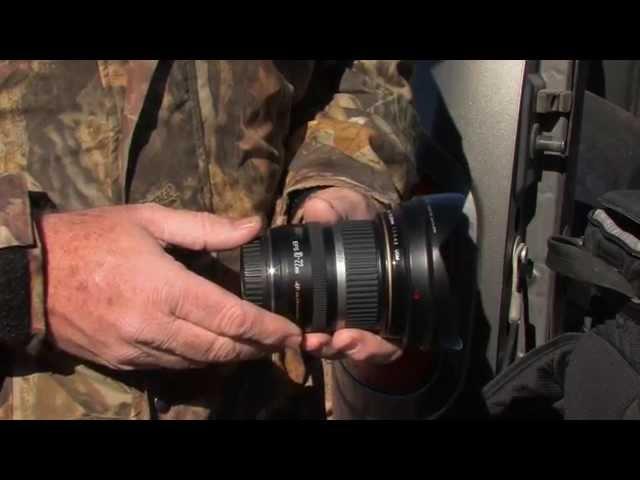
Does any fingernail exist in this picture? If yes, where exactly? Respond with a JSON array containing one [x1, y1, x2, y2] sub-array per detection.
[[235, 215, 262, 230]]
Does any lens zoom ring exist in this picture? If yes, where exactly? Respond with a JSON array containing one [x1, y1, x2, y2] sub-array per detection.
[[308, 225, 328, 331], [340, 222, 380, 330], [241, 239, 267, 309]]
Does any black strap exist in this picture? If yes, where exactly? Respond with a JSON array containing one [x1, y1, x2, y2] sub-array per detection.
[[546, 236, 636, 298]]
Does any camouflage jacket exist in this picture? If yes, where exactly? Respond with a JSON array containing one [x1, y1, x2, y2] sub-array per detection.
[[0, 60, 420, 420]]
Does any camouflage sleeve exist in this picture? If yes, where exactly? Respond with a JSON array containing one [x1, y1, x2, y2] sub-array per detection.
[[273, 60, 422, 224], [0, 174, 35, 248]]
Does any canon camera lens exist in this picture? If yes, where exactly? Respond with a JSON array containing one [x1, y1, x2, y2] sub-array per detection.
[[240, 194, 466, 351]]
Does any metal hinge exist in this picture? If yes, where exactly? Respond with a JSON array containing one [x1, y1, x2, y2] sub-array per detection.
[[529, 62, 576, 159], [531, 120, 569, 155]]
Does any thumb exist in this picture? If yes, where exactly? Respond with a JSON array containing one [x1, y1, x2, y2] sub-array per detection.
[[132, 203, 263, 251], [299, 196, 341, 224]]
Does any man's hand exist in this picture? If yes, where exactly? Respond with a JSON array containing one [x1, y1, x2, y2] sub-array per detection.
[[40, 204, 302, 370], [296, 187, 402, 365]]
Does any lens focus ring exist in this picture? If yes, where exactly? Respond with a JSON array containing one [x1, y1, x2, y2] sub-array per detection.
[[339, 222, 381, 330], [240, 239, 267, 309]]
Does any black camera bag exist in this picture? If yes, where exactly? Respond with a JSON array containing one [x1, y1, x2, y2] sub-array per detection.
[[483, 190, 640, 419]]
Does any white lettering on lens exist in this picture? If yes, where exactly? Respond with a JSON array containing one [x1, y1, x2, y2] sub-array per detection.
[[292, 240, 304, 274], [294, 281, 301, 321], [387, 211, 395, 225]]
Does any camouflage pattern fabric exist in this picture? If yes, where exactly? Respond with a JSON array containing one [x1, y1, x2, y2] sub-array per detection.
[[0, 60, 421, 420]]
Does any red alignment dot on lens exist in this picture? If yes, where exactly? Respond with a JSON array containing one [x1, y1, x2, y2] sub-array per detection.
[[413, 291, 422, 301]]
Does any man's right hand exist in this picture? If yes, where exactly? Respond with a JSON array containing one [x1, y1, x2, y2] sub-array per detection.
[[38, 204, 302, 370]]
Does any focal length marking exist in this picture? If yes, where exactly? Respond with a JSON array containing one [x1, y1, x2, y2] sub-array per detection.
[[292, 240, 305, 274], [294, 280, 302, 323], [292, 240, 304, 322]]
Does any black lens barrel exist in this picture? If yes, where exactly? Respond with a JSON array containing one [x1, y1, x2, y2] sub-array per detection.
[[240, 221, 385, 334]]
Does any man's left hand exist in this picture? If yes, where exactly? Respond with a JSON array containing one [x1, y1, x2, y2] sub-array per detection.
[[297, 187, 402, 365]]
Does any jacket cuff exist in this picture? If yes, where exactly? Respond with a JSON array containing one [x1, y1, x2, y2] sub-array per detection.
[[0, 173, 48, 351], [273, 144, 399, 227]]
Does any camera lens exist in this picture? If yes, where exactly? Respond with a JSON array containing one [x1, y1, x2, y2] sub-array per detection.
[[240, 194, 466, 351]]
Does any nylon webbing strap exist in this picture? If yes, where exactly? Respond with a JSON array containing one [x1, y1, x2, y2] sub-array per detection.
[[546, 236, 636, 299]]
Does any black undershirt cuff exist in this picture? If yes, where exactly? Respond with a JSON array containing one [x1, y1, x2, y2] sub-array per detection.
[[0, 247, 31, 348]]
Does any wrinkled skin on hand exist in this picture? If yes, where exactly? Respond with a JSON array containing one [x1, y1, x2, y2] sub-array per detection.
[[40, 204, 302, 370], [296, 187, 403, 365]]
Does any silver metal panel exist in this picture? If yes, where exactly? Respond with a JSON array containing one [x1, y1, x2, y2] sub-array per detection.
[[422, 61, 526, 372], [526, 169, 566, 345]]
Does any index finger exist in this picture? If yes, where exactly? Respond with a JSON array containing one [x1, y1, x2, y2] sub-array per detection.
[[168, 265, 303, 349]]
